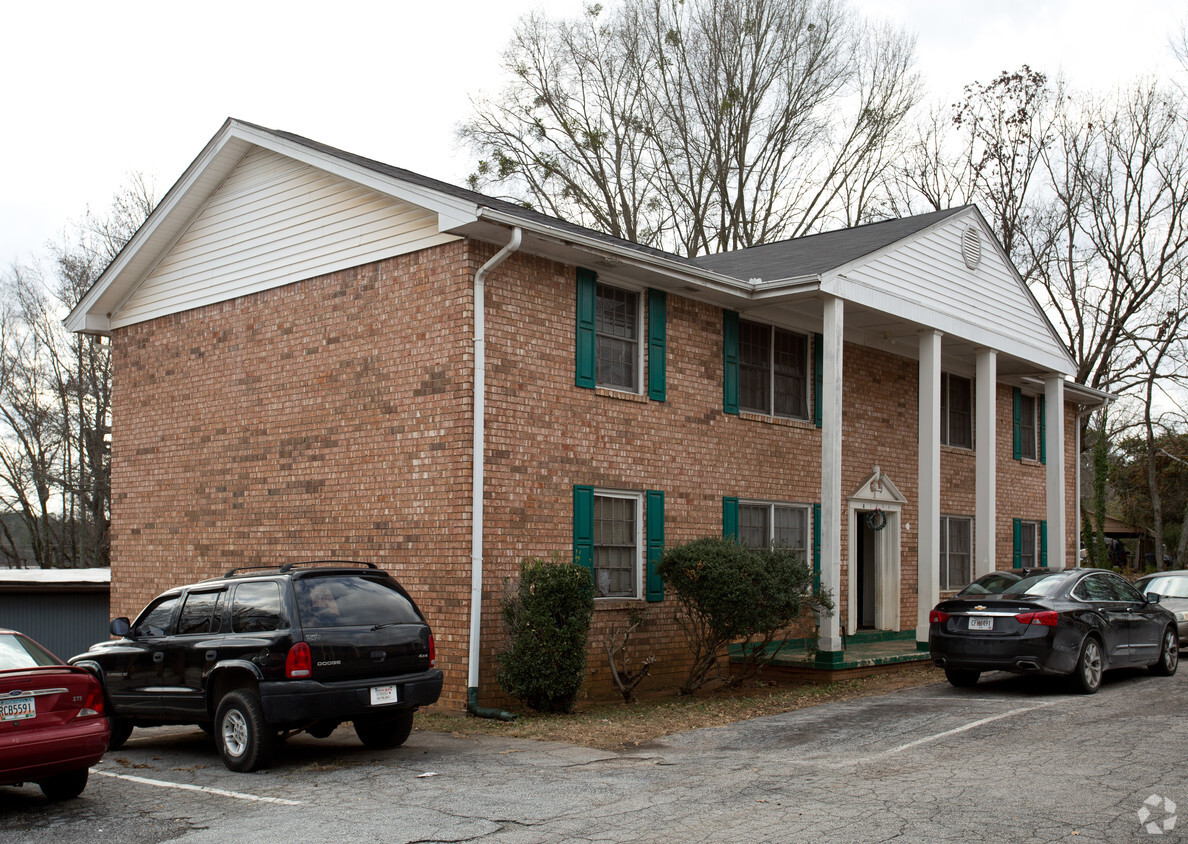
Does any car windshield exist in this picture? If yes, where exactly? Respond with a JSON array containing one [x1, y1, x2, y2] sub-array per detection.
[[1141, 576, 1188, 599], [295, 575, 423, 628], [0, 633, 62, 670], [1001, 573, 1068, 597], [957, 573, 1021, 596]]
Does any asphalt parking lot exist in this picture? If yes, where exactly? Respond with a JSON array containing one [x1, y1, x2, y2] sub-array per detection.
[[3, 666, 1186, 842]]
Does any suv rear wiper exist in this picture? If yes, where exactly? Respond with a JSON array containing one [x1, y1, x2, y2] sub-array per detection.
[[371, 622, 400, 631]]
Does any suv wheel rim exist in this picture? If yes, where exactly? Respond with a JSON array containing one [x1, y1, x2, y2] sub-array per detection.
[[222, 709, 248, 757]]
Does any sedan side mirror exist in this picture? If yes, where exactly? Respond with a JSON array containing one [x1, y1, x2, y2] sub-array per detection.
[[110, 617, 131, 637]]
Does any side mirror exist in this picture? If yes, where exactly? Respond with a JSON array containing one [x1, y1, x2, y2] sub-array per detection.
[[1145, 592, 1162, 604], [110, 617, 131, 637]]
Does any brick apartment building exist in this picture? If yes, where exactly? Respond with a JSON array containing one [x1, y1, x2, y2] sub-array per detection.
[[66, 119, 1106, 709]]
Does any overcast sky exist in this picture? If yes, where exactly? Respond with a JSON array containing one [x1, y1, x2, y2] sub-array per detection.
[[2, 0, 1184, 268]]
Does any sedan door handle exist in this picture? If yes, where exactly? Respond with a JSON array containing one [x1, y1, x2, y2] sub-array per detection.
[[153, 652, 164, 663]]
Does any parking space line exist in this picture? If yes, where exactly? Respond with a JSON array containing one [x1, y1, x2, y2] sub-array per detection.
[[94, 770, 304, 805], [883, 701, 1057, 755]]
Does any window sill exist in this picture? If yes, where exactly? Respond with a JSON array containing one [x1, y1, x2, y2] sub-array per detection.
[[595, 387, 648, 403], [595, 597, 645, 608], [941, 444, 975, 456], [737, 411, 815, 429]]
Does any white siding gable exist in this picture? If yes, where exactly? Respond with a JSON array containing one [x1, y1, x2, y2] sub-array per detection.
[[828, 212, 1072, 374], [110, 146, 459, 329]]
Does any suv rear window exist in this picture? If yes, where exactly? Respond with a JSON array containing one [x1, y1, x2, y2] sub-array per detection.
[[295, 576, 422, 628]]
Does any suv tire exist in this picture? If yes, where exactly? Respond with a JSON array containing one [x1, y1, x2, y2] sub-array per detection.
[[216, 690, 274, 772], [108, 715, 134, 750], [354, 710, 414, 749]]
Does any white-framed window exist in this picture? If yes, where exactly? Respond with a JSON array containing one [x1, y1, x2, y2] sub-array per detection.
[[738, 320, 810, 419], [738, 501, 810, 553], [941, 373, 973, 449], [940, 515, 973, 590], [1019, 393, 1039, 461], [593, 490, 643, 598], [1018, 519, 1039, 568], [595, 282, 642, 392]]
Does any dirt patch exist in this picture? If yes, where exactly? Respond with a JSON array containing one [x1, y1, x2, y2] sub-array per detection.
[[417, 664, 943, 750]]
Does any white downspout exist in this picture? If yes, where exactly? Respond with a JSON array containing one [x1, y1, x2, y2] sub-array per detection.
[[467, 227, 521, 720]]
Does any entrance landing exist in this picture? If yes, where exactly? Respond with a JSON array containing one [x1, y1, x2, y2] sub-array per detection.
[[729, 630, 932, 683]]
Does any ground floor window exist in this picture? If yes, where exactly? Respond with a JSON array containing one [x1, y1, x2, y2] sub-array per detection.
[[738, 501, 809, 553], [593, 491, 642, 598], [1016, 519, 1041, 569], [940, 515, 972, 590]]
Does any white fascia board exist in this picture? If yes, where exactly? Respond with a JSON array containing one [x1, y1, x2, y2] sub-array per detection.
[[475, 207, 756, 297], [65, 120, 248, 334], [823, 273, 1076, 376]]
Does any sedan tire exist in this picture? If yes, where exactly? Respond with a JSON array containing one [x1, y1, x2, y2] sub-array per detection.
[[1072, 636, 1103, 694], [38, 768, 89, 801], [944, 668, 980, 688], [215, 690, 274, 772], [1150, 627, 1180, 677]]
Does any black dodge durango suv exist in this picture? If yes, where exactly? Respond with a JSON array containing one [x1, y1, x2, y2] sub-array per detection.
[[69, 561, 443, 771]]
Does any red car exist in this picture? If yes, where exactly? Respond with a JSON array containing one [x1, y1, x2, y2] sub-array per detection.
[[0, 628, 110, 799]]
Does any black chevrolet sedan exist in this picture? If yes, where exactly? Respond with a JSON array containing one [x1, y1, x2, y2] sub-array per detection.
[[930, 568, 1178, 693]]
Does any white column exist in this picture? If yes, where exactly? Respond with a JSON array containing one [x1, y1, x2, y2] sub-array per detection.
[[975, 349, 997, 577], [917, 331, 942, 647], [818, 295, 844, 655], [1045, 376, 1066, 570]]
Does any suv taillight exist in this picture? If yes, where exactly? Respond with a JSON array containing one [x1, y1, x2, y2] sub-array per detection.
[[286, 642, 312, 678], [429, 633, 436, 668]]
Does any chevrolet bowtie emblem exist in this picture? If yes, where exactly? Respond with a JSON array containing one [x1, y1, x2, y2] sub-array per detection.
[[973, 605, 987, 610]]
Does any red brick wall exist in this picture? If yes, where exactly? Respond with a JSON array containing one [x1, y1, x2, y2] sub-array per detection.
[[108, 238, 1081, 710], [110, 243, 477, 708]]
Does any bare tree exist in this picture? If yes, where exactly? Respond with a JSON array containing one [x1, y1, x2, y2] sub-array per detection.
[[461, 0, 920, 257], [0, 175, 153, 568]]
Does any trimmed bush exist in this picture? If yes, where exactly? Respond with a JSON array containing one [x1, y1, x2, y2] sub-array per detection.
[[658, 536, 833, 693], [497, 555, 595, 713]]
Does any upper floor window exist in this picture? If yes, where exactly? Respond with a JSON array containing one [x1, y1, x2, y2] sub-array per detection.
[[739, 320, 809, 419], [941, 373, 972, 449], [595, 283, 640, 392], [1019, 393, 1038, 461]]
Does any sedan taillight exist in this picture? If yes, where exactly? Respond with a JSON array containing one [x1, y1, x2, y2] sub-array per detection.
[[929, 610, 950, 624], [1015, 610, 1058, 627], [286, 642, 312, 678], [76, 686, 105, 719]]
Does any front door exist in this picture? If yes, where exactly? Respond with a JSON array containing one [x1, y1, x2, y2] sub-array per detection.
[[856, 519, 876, 628]]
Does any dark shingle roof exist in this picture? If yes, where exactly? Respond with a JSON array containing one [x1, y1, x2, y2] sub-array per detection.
[[691, 207, 969, 280]]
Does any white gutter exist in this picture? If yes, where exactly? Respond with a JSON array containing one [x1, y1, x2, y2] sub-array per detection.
[[467, 227, 521, 720]]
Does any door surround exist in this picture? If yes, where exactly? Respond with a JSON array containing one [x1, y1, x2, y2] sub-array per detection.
[[847, 466, 905, 635]]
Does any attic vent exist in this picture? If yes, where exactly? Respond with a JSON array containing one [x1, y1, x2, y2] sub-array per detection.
[[961, 226, 982, 270]]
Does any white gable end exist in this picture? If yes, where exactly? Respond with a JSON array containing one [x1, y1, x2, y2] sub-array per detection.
[[828, 212, 1073, 375], [110, 146, 459, 329]]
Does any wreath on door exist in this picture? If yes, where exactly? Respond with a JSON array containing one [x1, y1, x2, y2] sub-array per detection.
[[865, 508, 887, 531]]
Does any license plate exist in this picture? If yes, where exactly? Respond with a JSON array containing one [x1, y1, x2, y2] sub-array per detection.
[[370, 685, 398, 706], [0, 696, 35, 721], [968, 616, 994, 631]]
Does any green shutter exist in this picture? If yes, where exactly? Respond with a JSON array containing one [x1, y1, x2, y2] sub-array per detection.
[[812, 503, 822, 592], [722, 497, 739, 539], [647, 289, 667, 402], [575, 268, 597, 389], [646, 490, 665, 602], [1012, 518, 1022, 568], [573, 485, 594, 574], [1012, 388, 1023, 460], [723, 311, 739, 414], [1040, 520, 1049, 566], [813, 333, 824, 428], [1039, 395, 1047, 465]]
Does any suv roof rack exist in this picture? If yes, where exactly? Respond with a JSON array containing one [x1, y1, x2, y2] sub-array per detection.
[[220, 560, 380, 578]]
